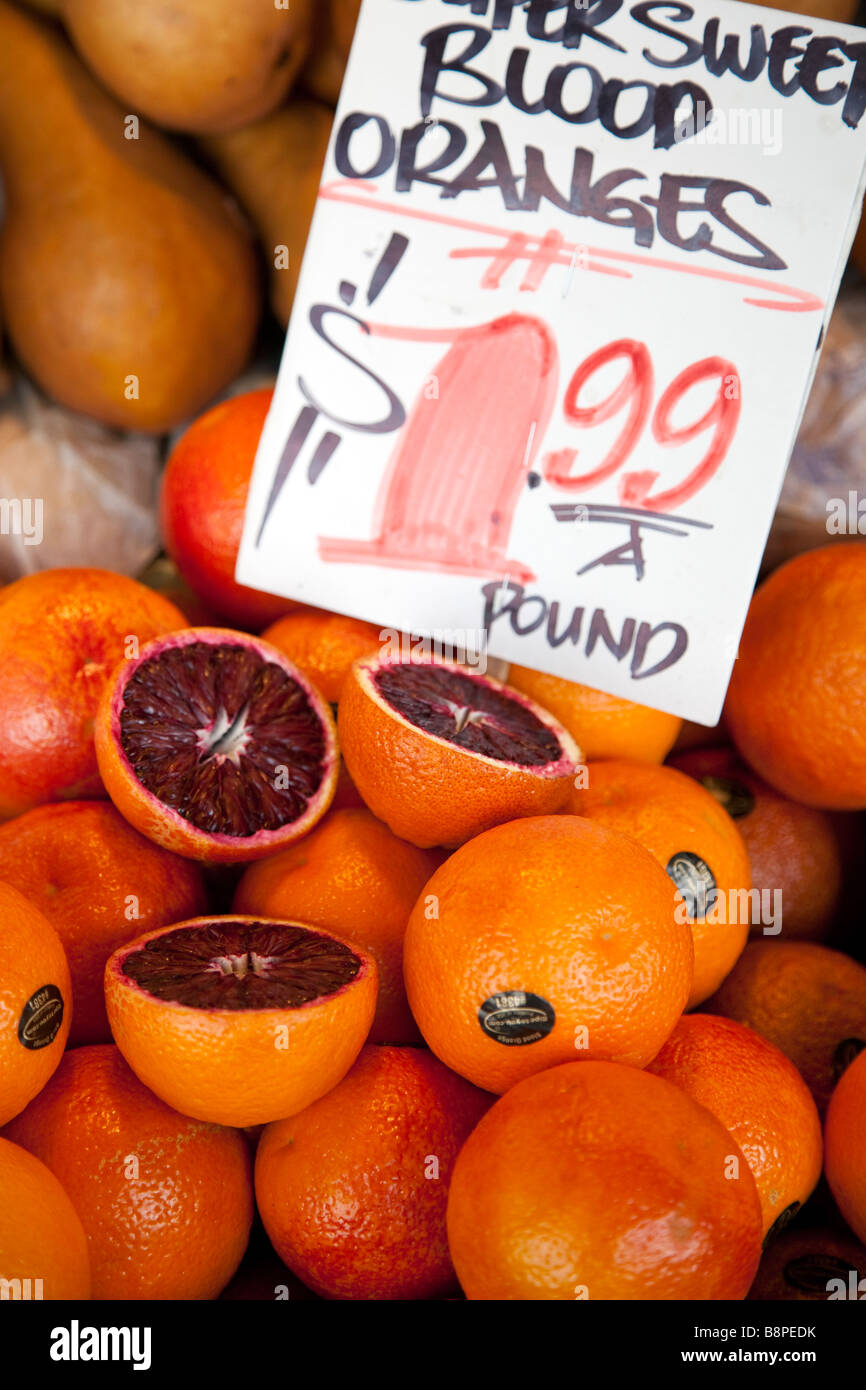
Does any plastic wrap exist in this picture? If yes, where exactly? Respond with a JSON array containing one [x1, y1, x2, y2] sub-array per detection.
[[763, 283, 866, 573], [0, 379, 161, 582]]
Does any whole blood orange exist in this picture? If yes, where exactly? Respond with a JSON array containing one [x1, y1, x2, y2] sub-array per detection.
[[338, 654, 579, 848], [0, 1136, 91, 1300], [256, 1044, 492, 1300], [4, 1045, 253, 1300], [403, 815, 693, 1093], [747, 1225, 866, 1302], [569, 760, 751, 1007], [234, 807, 441, 1042], [0, 881, 71, 1126], [446, 1060, 763, 1300], [0, 800, 207, 1045], [824, 1046, 866, 1245], [262, 607, 383, 703], [0, 567, 186, 817], [725, 543, 866, 809], [160, 388, 299, 631], [647, 1014, 823, 1237], [670, 745, 843, 942], [507, 664, 681, 762], [94, 627, 338, 863], [105, 916, 377, 1126], [705, 940, 866, 1115]]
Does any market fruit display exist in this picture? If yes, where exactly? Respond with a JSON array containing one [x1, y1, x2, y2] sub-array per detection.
[[0, 570, 863, 1303], [1, 0, 866, 1311]]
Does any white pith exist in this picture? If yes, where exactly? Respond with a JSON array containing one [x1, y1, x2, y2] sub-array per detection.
[[210, 950, 273, 979], [196, 702, 252, 765]]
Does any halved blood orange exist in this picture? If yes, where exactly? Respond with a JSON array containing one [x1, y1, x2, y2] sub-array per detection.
[[104, 917, 377, 1127], [94, 628, 338, 863], [337, 655, 580, 848]]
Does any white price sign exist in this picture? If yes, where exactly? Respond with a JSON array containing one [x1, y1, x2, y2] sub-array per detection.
[[237, 0, 866, 724]]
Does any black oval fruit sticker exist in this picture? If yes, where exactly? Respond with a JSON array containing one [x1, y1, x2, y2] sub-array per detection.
[[478, 991, 554, 1046], [783, 1254, 853, 1295], [18, 984, 64, 1051], [701, 775, 755, 821], [666, 851, 717, 921]]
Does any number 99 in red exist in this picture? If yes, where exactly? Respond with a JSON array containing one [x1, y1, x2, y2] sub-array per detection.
[[543, 341, 741, 512]]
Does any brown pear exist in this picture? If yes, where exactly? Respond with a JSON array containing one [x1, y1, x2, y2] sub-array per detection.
[[304, 0, 361, 106], [202, 101, 333, 328], [0, 2, 260, 433], [58, 0, 315, 135]]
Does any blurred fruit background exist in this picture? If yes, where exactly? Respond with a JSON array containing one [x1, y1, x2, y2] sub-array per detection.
[[1, 0, 866, 1308]]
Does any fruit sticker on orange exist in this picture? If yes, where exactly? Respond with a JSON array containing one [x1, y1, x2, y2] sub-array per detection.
[[236, 0, 866, 724], [478, 991, 556, 1047], [17, 984, 64, 1051]]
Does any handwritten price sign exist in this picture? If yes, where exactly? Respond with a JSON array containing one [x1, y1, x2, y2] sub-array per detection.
[[237, 0, 866, 724]]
